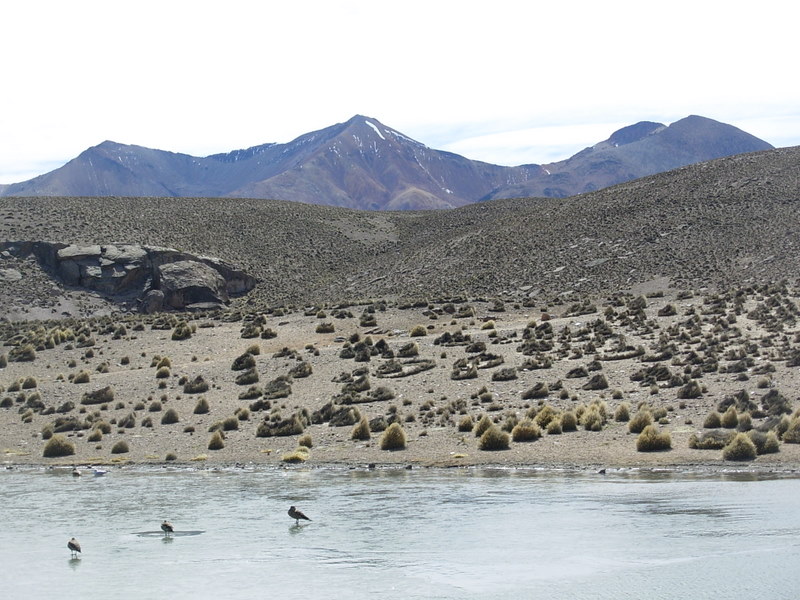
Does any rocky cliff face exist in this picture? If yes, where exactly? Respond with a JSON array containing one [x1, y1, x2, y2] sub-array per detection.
[[0, 241, 256, 312]]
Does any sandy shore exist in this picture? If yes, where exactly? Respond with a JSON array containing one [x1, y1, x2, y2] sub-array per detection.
[[4, 289, 800, 473]]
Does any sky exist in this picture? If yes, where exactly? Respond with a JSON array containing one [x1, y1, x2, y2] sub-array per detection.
[[1, 0, 798, 184]]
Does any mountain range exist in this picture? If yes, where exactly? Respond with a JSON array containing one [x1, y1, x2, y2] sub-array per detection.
[[0, 115, 773, 210]]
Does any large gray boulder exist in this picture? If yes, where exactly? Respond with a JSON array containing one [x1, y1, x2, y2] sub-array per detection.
[[157, 260, 229, 309]]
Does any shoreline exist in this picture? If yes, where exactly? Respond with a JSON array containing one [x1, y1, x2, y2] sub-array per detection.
[[7, 459, 800, 479]]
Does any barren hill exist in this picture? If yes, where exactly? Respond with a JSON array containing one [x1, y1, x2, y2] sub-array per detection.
[[0, 145, 798, 319]]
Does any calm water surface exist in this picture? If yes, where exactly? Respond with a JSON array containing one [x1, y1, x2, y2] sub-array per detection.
[[1, 467, 799, 599]]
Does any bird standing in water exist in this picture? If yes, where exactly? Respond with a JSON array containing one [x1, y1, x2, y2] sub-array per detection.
[[161, 520, 174, 536], [68, 537, 81, 558], [288, 506, 311, 525]]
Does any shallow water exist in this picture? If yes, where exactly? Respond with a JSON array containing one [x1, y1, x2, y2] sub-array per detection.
[[2, 467, 799, 599]]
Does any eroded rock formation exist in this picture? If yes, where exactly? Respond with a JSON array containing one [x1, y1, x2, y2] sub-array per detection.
[[0, 241, 256, 312]]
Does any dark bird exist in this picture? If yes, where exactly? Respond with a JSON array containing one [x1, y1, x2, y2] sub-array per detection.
[[161, 520, 174, 536], [288, 506, 311, 525], [72, 467, 81, 477], [68, 537, 81, 558]]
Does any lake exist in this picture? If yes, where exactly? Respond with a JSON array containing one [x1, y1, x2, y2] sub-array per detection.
[[1, 466, 799, 599]]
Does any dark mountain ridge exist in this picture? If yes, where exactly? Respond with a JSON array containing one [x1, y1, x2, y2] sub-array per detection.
[[0, 115, 773, 210]]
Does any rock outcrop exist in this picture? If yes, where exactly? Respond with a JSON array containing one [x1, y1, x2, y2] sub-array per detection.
[[0, 241, 256, 312]]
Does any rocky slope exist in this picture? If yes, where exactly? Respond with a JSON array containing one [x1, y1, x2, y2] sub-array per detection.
[[1, 145, 798, 320]]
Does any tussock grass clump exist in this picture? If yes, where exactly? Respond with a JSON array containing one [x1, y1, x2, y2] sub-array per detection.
[[193, 397, 210, 414], [165, 452, 177, 461], [148, 400, 163, 412], [636, 425, 672, 452], [748, 430, 780, 455], [722, 432, 757, 461], [351, 416, 371, 441], [118, 412, 136, 428], [511, 419, 541, 442], [298, 434, 313, 448], [42, 434, 75, 457], [614, 402, 630, 422], [21, 376, 37, 389], [626, 408, 652, 435], [737, 412, 753, 432], [87, 429, 103, 442], [315, 322, 335, 334], [703, 411, 722, 429], [222, 416, 239, 431], [473, 414, 493, 437], [73, 370, 91, 384], [479, 424, 510, 450], [689, 429, 734, 450], [40, 423, 54, 440], [781, 417, 800, 443], [397, 342, 419, 358], [581, 405, 606, 431], [677, 380, 702, 399], [522, 382, 549, 400], [208, 431, 225, 450], [94, 421, 112, 434], [380, 422, 407, 450], [231, 353, 256, 371], [289, 362, 313, 379], [533, 404, 558, 428], [409, 325, 427, 337], [81, 386, 114, 405], [720, 406, 739, 429], [0, 354, 6, 368], [457, 415, 474, 432], [184, 376, 209, 394], [238, 386, 262, 400], [582, 373, 609, 391], [546, 419, 562, 434], [111, 440, 129, 454], [235, 368, 259, 386], [171, 322, 193, 341], [9, 344, 36, 362], [155, 366, 171, 379], [560, 411, 578, 432], [282, 446, 309, 463], [161, 408, 180, 425]]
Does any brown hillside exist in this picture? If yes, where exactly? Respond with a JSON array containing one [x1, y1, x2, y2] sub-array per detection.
[[0, 146, 798, 318]]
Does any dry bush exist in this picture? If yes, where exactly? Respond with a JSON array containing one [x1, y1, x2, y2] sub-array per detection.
[[479, 424, 510, 450], [111, 440, 129, 454], [351, 416, 371, 441], [161, 408, 180, 425], [722, 433, 757, 461], [511, 419, 542, 442], [560, 411, 578, 432], [628, 409, 653, 433], [208, 431, 225, 450], [636, 425, 672, 452], [380, 422, 407, 450], [43, 435, 75, 457]]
